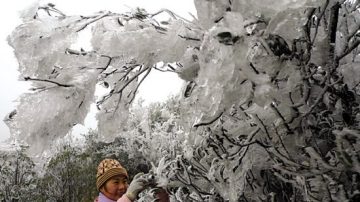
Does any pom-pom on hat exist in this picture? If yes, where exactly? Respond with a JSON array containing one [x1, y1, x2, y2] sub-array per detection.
[[96, 159, 128, 190]]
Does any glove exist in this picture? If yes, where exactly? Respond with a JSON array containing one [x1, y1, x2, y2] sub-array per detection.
[[125, 172, 151, 201]]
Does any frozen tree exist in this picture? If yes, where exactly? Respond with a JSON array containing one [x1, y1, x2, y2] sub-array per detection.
[[122, 97, 186, 163], [149, 0, 360, 201], [37, 144, 85, 201], [5, 2, 195, 152], [0, 146, 37, 201], [4, 0, 360, 201]]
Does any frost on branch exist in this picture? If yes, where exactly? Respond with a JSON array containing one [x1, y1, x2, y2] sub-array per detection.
[[4, 0, 360, 201], [5, 54, 101, 153], [5, 4, 200, 152], [91, 12, 192, 64], [8, 16, 78, 77], [139, 0, 360, 201], [96, 70, 137, 140]]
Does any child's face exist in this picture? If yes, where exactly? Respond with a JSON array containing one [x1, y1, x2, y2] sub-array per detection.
[[101, 175, 128, 200]]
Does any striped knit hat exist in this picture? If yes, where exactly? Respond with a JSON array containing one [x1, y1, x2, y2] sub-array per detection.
[[96, 159, 128, 190]]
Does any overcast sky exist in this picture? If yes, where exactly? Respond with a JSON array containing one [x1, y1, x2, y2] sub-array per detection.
[[0, 0, 196, 143]]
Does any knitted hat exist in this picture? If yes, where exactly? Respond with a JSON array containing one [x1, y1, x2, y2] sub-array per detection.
[[96, 159, 128, 190]]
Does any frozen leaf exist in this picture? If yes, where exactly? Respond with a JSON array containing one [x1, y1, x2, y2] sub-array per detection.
[[339, 63, 360, 90], [265, 7, 311, 43], [177, 48, 200, 81], [92, 17, 191, 65], [8, 17, 79, 77], [6, 68, 98, 153], [194, 0, 230, 29]]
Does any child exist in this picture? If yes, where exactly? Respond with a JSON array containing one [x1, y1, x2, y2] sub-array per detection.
[[95, 158, 169, 202]]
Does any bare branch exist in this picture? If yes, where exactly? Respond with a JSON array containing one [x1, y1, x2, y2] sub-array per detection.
[[76, 11, 111, 32], [270, 103, 292, 133], [273, 124, 292, 159], [65, 48, 89, 56], [302, 85, 329, 117], [97, 65, 151, 109], [346, 22, 360, 41], [311, 0, 330, 45], [150, 8, 196, 25], [336, 39, 360, 61], [178, 35, 201, 41], [327, 2, 341, 61], [127, 66, 152, 104], [98, 55, 113, 72], [116, 65, 140, 83], [153, 64, 176, 73], [114, 66, 151, 94], [232, 127, 261, 171], [254, 114, 272, 140], [193, 111, 224, 128], [23, 77, 74, 88], [38, 5, 66, 17]]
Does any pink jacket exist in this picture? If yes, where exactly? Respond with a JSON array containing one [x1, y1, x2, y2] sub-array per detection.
[[117, 195, 131, 202], [95, 193, 131, 202]]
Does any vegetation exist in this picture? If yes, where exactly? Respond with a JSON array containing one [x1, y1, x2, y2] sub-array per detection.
[[2, 0, 360, 201]]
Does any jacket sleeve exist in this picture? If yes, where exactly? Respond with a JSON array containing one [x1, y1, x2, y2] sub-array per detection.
[[117, 195, 132, 202]]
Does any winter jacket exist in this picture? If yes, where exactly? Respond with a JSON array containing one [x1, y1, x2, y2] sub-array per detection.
[[94, 192, 131, 202]]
